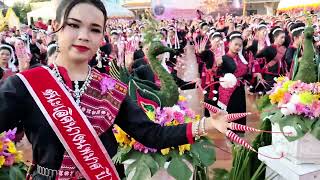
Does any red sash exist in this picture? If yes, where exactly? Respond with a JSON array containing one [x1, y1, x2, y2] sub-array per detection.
[[16, 66, 120, 180]]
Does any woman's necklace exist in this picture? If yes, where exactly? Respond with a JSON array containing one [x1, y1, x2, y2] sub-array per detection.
[[52, 63, 92, 105]]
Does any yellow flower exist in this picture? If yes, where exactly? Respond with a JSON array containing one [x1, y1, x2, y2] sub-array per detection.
[[14, 151, 23, 163], [129, 139, 136, 147], [282, 81, 294, 91], [178, 144, 191, 155], [179, 96, 187, 102], [146, 111, 155, 121], [172, 120, 179, 126], [0, 156, 5, 168], [0, 141, 3, 152], [7, 141, 16, 154], [195, 115, 201, 121], [276, 76, 287, 83], [161, 148, 170, 155], [270, 89, 285, 104], [299, 92, 314, 105], [114, 126, 131, 146]]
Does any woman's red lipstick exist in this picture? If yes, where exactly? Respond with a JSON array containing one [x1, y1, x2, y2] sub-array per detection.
[[72, 45, 90, 52]]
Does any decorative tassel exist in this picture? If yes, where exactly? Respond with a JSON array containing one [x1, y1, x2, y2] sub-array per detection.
[[230, 122, 293, 135], [203, 102, 221, 113], [230, 122, 261, 132], [203, 102, 251, 122], [226, 130, 256, 152], [226, 130, 284, 159], [226, 112, 252, 122]]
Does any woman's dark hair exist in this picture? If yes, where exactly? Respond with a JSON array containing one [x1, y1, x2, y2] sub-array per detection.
[[56, 0, 107, 32], [290, 23, 305, 38], [257, 22, 267, 31], [227, 31, 243, 42], [0, 46, 13, 56], [269, 26, 284, 43], [47, 45, 57, 58]]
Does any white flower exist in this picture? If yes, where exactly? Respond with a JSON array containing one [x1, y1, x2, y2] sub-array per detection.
[[219, 73, 237, 88], [172, 105, 181, 112], [286, 103, 296, 114], [290, 94, 300, 104], [283, 126, 298, 137], [281, 107, 290, 116]]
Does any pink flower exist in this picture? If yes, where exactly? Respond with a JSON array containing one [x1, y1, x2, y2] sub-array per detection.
[[295, 104, 305, 115], [283, 93, 291, 104], [100, 76, 116, 94], [173, 112, 185, 124], [4, 155, 14, 166], [185, 109, 195, 119], [311, 102, 320, 117], [133, 142, 157, 154]]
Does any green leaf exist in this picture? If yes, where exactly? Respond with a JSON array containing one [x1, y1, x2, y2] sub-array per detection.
[[0, 163, 27, 180], [268, 110, 283, 124], [112, 146, 132, 164], [167, 158, 192, 180], [256, 95, 271, 111], [191, 137, 216, 166], [212, 168, 229, 180], [311, 118, 320, 140], [260, 105, 277, 121], [131, 162, 152, 180], [152, 153, 167, 168], [141, 154, 159, 175], [279, 115, 309, 142]]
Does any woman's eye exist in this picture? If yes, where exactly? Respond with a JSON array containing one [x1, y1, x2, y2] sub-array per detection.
[[92, 29, 102, 33], [67, 23, 79, 28]]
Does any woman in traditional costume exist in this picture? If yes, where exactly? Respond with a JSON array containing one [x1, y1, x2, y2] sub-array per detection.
[[217, 31, 249, 136], [0, 44, 15, 82], [0, 1, 228, 179], [285, 23, 305, 78], [201, 32, 224, 117], [246, 22, 269, 57], [252, 26, 287, 94]]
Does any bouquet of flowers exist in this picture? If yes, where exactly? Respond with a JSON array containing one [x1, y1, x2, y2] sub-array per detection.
[[258, 76, 320, 142], [0, 128, 28, 179], [112, 96, 215, 180], [269, 77, 320, 119]]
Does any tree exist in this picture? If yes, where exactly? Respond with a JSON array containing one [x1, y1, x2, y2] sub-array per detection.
[[12, 2, 31, 24]]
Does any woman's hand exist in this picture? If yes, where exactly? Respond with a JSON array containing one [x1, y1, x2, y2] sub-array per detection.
[[206, 110, 229, 135]]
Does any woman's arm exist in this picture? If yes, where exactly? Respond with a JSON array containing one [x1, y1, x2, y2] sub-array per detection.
[[115, 95, 193, 149], [0, 76, 25, 133]]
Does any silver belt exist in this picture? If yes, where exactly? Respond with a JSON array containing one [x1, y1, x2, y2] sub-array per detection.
[[36, 165, 60, 177]]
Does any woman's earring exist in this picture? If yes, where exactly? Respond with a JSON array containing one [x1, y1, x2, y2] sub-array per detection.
[[56, 44, 60, 53]]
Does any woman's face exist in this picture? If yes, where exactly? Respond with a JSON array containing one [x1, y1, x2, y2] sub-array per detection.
[[56, 3, 104, 63], [242, 29, 252, 39], [274, 32, 285, 45], [229, 38, 243, 54], [16, 40, 25, 50], [0, 49, 11, 67], [210, 37, 222, 49], [258, 28, 267, 39]]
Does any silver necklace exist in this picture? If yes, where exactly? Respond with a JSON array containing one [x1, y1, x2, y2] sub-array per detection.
[[52, 63, 92, 105]]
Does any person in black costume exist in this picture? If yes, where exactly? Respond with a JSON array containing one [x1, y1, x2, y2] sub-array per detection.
[[0, 1, 228, 179], [285, 22, 305, 77]]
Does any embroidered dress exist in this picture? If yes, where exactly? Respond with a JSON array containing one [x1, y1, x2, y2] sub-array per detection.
[[0, 66, 194, 180], [217, 53, 249, 132]]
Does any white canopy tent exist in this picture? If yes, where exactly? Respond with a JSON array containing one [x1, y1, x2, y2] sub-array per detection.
[[27, 1, 134, 25]]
